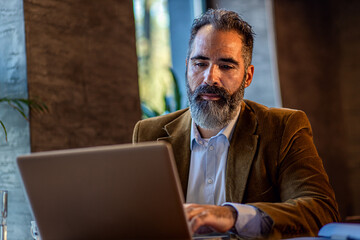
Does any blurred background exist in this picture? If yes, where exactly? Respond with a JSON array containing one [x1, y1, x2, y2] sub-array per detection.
[[0, 0, 359, 239]]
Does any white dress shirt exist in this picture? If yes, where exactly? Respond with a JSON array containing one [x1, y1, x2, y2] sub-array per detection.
[[186, 110, 270, 237]]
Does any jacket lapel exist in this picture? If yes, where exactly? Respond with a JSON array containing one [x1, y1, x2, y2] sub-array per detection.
[[157, 110, 192, 198], [155, 103, 258, 203], [226, 101, 259, 203]]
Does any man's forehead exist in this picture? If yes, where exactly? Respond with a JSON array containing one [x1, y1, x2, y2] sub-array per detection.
[[194, 25, 243, 43], [190, 26, 244, 61]]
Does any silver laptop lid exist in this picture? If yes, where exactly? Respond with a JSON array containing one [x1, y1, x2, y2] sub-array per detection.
[[17, 142, 191, 240]]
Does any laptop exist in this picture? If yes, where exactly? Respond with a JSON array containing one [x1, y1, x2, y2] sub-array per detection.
[[17, 142, 230, 240]]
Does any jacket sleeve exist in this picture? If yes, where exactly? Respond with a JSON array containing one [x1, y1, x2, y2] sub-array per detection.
[[132, 120, 141, 143], [250, 111, 340, 238]]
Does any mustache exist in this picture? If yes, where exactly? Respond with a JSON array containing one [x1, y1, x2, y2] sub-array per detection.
[[192, 85, 230, 101]]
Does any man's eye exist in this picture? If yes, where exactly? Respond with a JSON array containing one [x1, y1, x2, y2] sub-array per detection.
[[220, 64, 233, 70], [194, 62, 207, 67]]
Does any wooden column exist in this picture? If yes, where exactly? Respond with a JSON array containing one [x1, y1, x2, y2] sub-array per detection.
[[24, 0, 141, 151]]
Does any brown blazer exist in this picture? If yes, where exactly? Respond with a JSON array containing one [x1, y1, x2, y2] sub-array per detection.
[[132, 100, 340, 238]]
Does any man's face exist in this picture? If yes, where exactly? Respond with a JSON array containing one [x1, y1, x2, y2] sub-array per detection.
[[186, 25, 254, 130]]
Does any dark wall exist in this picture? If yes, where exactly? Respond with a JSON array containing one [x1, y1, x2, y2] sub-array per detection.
[[24, 0, 141, 151], [273, 0, 360, 218]]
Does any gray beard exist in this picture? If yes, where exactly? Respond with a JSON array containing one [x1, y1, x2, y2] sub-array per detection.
[[186, 78, 245, 130]]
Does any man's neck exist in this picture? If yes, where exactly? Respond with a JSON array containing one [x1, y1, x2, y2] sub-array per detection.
[[197, 126, 222, 139]]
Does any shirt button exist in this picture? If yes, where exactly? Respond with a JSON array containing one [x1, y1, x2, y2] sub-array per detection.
[[209, 145, 214, 151], [199, 140, 203, 145], [207, 178, 213, 184]]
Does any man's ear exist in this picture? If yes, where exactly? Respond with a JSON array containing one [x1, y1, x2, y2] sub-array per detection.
[[244, 65, 254, 88]]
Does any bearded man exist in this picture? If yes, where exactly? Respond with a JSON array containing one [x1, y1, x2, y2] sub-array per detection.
[[132, 9, 339, 238]]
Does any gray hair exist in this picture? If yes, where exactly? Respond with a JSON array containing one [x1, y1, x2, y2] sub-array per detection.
[[187, 9, 255, 68]]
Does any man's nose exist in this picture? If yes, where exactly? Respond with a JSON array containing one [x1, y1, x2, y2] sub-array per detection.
[[203, 65, 220, 86]]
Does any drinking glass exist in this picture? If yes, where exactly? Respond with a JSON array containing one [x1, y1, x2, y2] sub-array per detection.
[[30, 221, 41, 240], [0, 190, 7, 240]]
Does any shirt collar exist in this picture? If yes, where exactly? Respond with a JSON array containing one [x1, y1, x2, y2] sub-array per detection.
[[190, 106, 241, 150]]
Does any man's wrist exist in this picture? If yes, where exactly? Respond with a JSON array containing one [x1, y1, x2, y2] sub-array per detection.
[[224, 205, 238, 225], [222, 203, 265, 237]]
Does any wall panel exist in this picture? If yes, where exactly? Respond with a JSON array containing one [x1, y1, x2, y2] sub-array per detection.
[[24, 0, 141, 152]]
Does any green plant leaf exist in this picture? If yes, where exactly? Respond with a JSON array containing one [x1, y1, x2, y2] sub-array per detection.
[[16, 99, 46, 112], [19, 99, 48, 113], [6, 100, 29, 120], [0, 120, 8, 142], [0, 97, 49, 142], [141, 102, 160, 118], [169, 67, 182, 111], [10, 99, 25, 112]]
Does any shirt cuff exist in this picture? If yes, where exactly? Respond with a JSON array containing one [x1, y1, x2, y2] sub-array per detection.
[[222, 202, 273, 238]]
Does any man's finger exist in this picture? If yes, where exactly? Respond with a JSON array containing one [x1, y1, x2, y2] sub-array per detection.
[[186, 206, 207, 220], [189, 210, 209, 233], [184, 203, 200, 210]]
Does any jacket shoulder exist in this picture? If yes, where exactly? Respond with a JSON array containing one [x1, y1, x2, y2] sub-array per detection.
[[245, 100, 299, 116], [244, 100, 309, 127], [132, 108, 190, 142]]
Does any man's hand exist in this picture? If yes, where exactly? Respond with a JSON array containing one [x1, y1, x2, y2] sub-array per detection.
[[184, 203, 237, 234]]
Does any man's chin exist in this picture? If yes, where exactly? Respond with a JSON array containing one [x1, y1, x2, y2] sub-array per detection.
[[193, 116, 229, 130], [190, 107, 230, 130]]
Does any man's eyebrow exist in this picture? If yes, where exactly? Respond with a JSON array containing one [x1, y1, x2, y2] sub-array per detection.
[[190, 56, 240, 66], [219, 58, 239, 66], [190, 55, 209, 61]]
